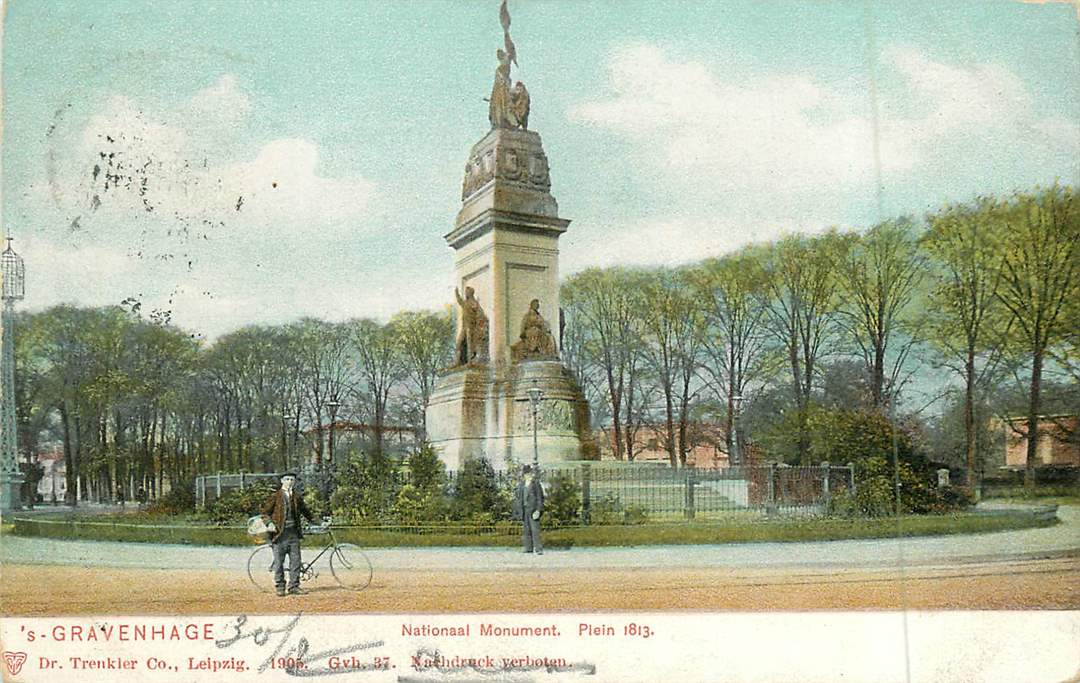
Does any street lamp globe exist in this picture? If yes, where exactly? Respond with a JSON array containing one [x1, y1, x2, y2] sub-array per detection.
[[527, 384, 544, 407], [2, 238, 25, 301]]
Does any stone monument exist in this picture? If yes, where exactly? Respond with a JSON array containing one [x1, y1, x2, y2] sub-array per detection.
[[424, 2, 593, 469]]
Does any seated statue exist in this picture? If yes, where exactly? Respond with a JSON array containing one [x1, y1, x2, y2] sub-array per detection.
[[511, 299, 557, 362]]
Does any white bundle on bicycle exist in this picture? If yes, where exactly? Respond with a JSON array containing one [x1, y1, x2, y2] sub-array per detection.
[[246, 515, 276, 543]]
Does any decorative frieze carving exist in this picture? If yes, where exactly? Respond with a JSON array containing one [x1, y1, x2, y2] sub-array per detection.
[[461, 138, 552, 202]]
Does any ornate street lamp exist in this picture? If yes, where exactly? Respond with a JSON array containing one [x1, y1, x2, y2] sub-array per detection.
[[281, 410, 295, 471], [526, 381, 544, 468], [730, 394, 744, 468], [322, 398, 342, 499], [1, 237, 26, 511], [326, 398, 342, 467]]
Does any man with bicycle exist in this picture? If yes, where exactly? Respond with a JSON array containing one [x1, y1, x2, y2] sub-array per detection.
[[259, 472, 316, 596]]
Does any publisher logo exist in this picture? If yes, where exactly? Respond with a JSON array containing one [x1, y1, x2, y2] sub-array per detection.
[[2, 651, 27, 676]]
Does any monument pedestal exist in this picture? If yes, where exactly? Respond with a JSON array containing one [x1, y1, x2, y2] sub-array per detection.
[[426, 360, 593, 471]]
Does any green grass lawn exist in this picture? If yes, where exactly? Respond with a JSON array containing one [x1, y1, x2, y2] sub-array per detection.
[[981, 485, 1079, 505], [9, 509, 1058, 549]]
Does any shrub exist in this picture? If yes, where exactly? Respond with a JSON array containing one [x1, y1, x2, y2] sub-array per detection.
[[828, 456, 976, 518], [146, 482, 197, 515], [542, 470, 581, 527], [394, 483, 448, 524], [925, 485, 976, 514], [452, 457, 510, 521], [622, 504, 649, 525], [589, 492, 626, 525], [205, 481, 277, 525], [408, 444, 447, 491], [303, 486, 327, 520], [330, 452, 400, 524]]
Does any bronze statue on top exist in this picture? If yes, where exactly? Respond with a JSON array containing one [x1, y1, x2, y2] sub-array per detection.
[[489, 0, 530, 130], [512, 299, 557, 362], [455, 286, 489, 365]]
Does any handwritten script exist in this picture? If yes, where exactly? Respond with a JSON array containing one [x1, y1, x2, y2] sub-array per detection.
[[216, 614, 385, 677]]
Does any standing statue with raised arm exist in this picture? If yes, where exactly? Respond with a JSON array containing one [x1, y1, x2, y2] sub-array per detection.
[[455, 286, 489, 365], [488, 0, 530, 131], [489, 48, 517, 129]]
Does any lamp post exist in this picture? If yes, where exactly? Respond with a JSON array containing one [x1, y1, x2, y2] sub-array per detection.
[[326, 398, 342, 467], [1, 237, 26, 511], [324, 398, 342, 499], [526, 381, 544, 469], [281, 410, 295, 471], [730, 394, 744, 468]]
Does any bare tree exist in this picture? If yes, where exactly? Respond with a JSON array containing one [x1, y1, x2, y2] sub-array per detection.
[[835, 218, 926, 408], [562, 268, 649, 460], [690, 247, 775, 463], [639, 268, 703, 467], [758, 232, 847, 464], [348, 319, 406, 459]]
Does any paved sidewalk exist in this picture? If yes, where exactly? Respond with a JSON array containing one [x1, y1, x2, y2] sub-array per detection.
[[3, 505, 1076, 573]]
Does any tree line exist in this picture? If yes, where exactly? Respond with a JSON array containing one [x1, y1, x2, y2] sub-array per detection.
[[13, 308, 452, 504], [562, 184, 1079, 487], [11, 185, 1079, 503]]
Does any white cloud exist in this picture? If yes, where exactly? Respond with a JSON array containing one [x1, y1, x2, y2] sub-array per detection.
[[877, 44, 1079, 163], [18, 75, 384, 335], [561, 216, 831, 272], [568, 41, 1078, 242], [569, 43, 886, 194], [221, 139, 375, 226], [188, 74, 250, 126], [38, 76, 376, 241]]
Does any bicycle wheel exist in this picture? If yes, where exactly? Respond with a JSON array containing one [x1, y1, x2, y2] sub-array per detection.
[[330, 543, 372, 591], [247, 544, 277, 593]]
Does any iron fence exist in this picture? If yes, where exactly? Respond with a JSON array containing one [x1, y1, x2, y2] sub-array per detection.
[[195, 472, 280, 509], [547, 462, 855, 521], [197, 462, 855, 522]]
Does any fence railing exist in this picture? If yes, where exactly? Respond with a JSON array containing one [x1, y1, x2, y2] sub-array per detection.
[[196, 462, 855, 522], [195, 472, 280, 509]]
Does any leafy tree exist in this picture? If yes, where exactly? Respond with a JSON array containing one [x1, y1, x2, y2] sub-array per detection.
[[391, 310, 453, 438], [922, 197, 1010, 486], [994, 185, 1080, 487]]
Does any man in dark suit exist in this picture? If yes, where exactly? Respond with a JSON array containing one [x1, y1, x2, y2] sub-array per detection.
[[514, 464, 545, 555], [259, 472, 316, 596]]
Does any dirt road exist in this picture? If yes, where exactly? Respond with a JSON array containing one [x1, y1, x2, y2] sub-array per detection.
[[3, 553, 1077, 616]]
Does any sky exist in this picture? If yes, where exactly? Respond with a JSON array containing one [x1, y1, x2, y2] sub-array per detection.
[[2, 0, 1078, 339]]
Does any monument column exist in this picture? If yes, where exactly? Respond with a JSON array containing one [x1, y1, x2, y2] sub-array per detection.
[[424, 1, 594, 470]]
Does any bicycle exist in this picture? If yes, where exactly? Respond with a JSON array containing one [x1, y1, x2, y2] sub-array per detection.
[[247, 521, 373, 593]]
